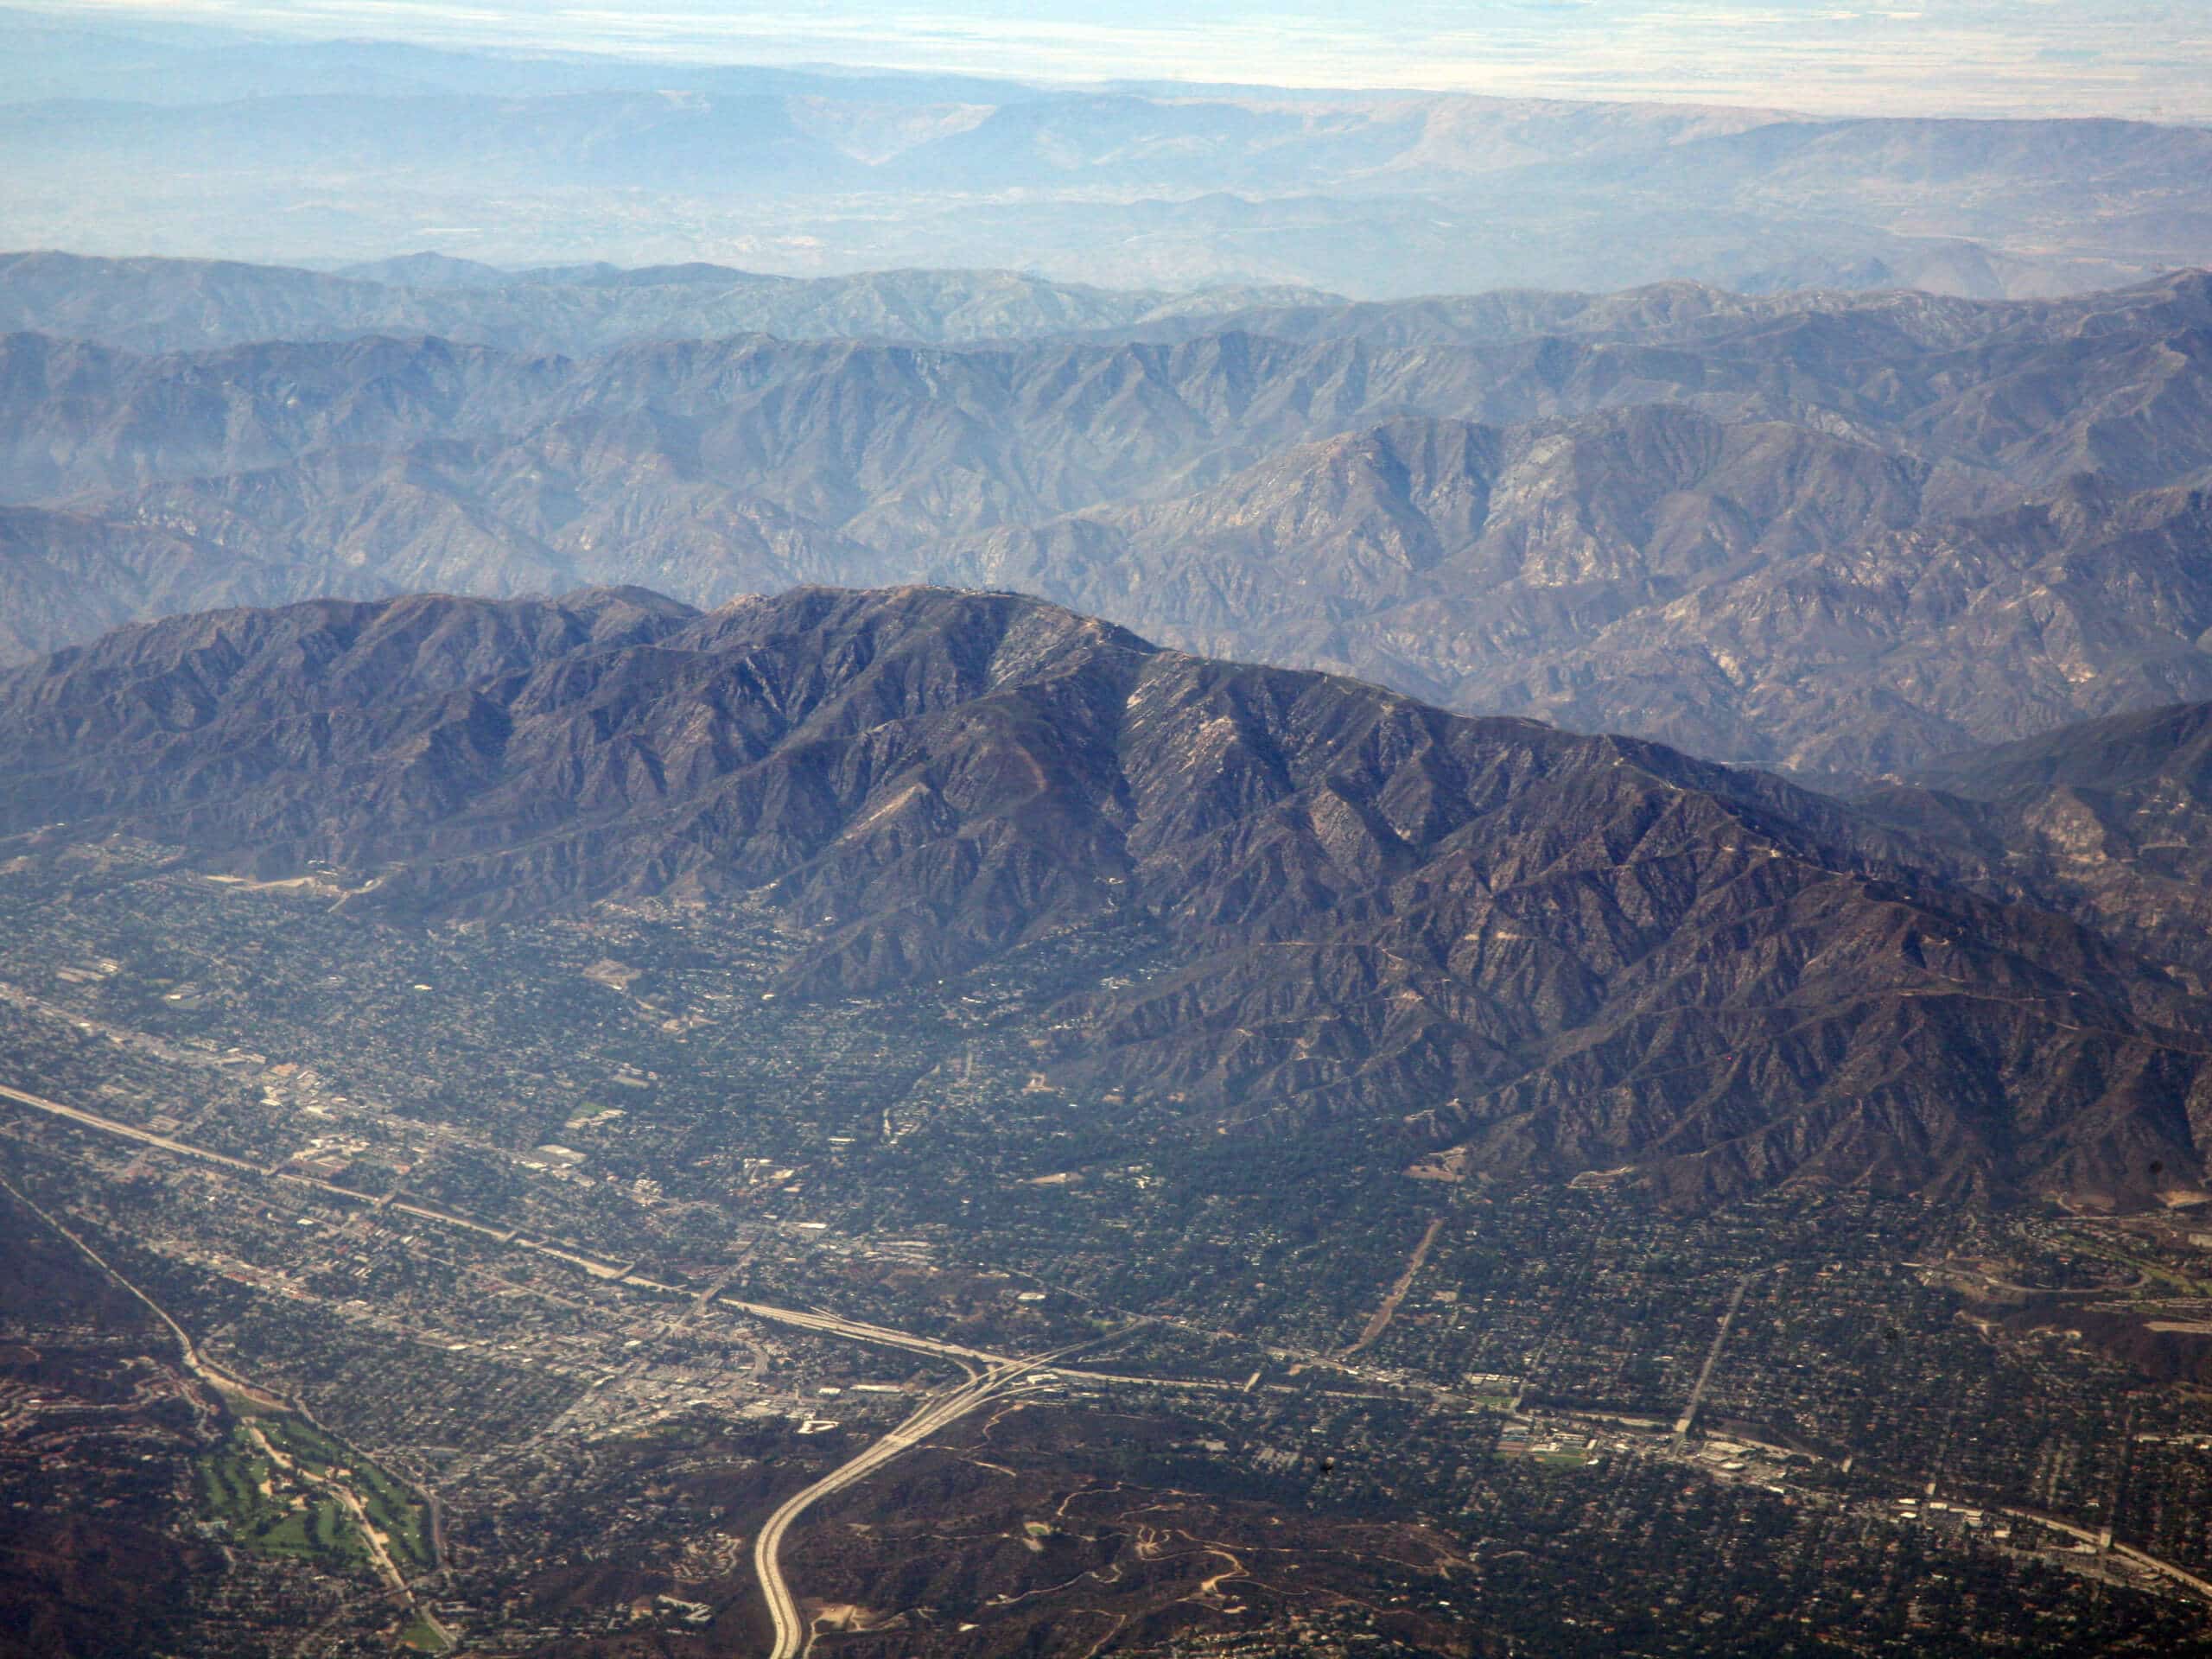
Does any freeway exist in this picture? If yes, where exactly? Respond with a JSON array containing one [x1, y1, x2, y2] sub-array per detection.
[[753, 1376, 996, 1659], [0, 1165, 457, 1646], [0, 1078, 1243, 1397], [13, 1076, 2212, 1632], [0, 1081, 263, 1173], [0, 1078, 1020, 1370], [753, 1338, 1116, 1659], [717, 1294, 1011, 1370]]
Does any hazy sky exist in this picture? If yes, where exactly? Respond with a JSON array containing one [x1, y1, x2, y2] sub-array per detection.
[[41, 1, 2212, 119]]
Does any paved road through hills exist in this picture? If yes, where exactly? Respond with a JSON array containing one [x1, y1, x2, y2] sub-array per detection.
[[753, 1339, 1114, 1659]]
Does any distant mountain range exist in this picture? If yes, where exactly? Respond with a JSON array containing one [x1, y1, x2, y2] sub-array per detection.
[[5, 10, 2209, 296], [10, 244, 2209, 360], [0, 251, 1330, 357], [3, 261, 2209, 777], [8, 582, 2209, 1211]]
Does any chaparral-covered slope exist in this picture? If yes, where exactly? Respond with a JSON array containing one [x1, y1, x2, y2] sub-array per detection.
[[2, 269, 2209, 777], [4, 584, 2207, 1208], [1866, 699, 2212, 991]]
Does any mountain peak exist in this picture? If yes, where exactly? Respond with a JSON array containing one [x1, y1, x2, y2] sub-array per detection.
[[5, 583, 2206, 1206]]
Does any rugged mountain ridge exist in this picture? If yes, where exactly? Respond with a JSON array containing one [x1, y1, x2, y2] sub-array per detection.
[[1864, 700, 2212, 989], [7, 274, 2211, 774], [0, 251, 1333, 357], [13, 276, 2211, 512], [5, 585, 2208, 1209], [17, 251, 2212, 360], [969, 428, 2212, 777]]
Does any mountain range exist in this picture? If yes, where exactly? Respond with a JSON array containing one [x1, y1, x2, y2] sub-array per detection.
[[6, 11, 2210, 296], [3, 261, 2211, 778], [0, 251, 1330, 358], [1867, 701, 2212, 990], [6, 582, 2210, 1211], [15, 13, 2212, 1655]]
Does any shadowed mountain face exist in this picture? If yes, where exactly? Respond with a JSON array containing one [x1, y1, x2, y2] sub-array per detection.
[[1864, 701, 2212, 991], [7, 584, 2209, 1209], [3, 268, 2210, 777], [992, 429, 2212, 779]]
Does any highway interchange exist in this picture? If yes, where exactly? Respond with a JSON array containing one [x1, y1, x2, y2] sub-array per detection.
[[10, 1076, 2212, 1649], [753, 1336, 1123, 1659], [0, 1078, 1171, 1652]]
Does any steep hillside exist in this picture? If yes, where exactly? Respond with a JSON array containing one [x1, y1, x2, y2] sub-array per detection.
[[2, 274, 2209, 774], [1868, 701, 2212, 988], [6, 585, 2208, 1208]]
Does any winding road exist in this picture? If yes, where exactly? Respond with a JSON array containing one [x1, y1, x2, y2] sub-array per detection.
[[0, 1078, 1154, 1654], [753, 1339, 1116, 1659], [0, 1164, 456, 1650]]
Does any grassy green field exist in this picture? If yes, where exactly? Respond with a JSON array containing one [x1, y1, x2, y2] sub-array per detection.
[[397, 1614, 454, 1653], [353, 1455, 435, 1571], [198, 1432, 279, 1530], [199, 1423, 377, 1574], [251, 1414, 435, 1569], [196, 1410, 435, 1578]]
